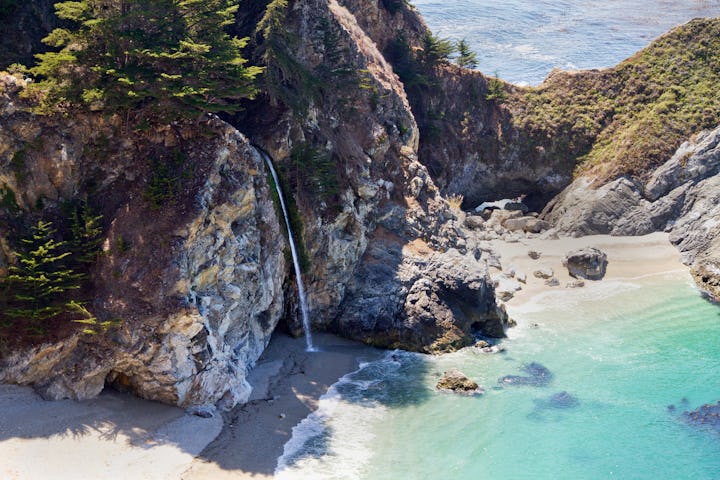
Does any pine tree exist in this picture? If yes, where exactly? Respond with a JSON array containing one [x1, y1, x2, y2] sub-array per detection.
[[417, 32, 455, 69], [27, 0, 263, 123], [1, 220, 82, 323], [456, 39, 478, 69], [70, 201, 103, 265]]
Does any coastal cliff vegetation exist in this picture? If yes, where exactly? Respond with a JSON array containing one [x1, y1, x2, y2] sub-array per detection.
[[511, 18, 720, 182]]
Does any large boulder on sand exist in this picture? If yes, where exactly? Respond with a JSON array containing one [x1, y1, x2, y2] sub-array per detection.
[[563, 247, 608, 280], [437, 369, 482, 393]]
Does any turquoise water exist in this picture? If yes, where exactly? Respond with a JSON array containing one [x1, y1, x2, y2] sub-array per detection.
[[276, 274, 720, 479], [411, 0, 720, 84]]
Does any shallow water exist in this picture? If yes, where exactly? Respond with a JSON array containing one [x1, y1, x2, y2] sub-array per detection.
[[411, 0, 720, 84], [275, 273, 720, 479]]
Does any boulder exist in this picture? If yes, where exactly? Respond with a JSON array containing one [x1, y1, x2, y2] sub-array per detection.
[[563, 247, 608, 280], [544, 277, 560, 287], [566, 280, 585, 288], [503, 216, 551, 233], [516, 272, 527, 284], [533, 267, 554, 279], [528, 250, 541, 260], [437, 368, 482, 393], [464, 215, 486, 230]]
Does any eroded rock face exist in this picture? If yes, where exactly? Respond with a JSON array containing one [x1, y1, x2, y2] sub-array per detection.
[[563, 247, 608, 280], [437, 368, 482, 394], [0, 118, 286, 408], [543, 125, 720, 298], [336, 241, 509, 354]]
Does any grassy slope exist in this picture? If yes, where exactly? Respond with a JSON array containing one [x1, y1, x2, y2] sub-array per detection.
[[510, 18, 720, 182]]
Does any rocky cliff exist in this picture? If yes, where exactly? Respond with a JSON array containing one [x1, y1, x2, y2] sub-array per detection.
[[0, 0, 509, 407], [0, 74, 287, 406]]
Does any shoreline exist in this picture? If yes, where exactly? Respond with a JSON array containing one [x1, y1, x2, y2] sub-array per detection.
[[181, 332, 382, 480], [0, 233, 697, 480]]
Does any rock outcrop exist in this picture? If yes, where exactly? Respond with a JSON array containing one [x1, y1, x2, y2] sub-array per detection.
[[543, 125, 720, 298], [0, 97, 286, 408], [563, 247, 608, 280], [437, 368, 482, 393]]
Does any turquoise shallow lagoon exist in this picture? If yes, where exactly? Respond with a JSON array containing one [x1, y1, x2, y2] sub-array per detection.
[[276, 273, 720, 479]]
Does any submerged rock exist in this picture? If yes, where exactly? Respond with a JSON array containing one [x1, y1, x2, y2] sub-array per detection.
[[499, 362, 554, 387], [563, 247, 608, 280], [683, 401, 720, 433], [437, 368, 483, 394], [545, 391, 579, 409]]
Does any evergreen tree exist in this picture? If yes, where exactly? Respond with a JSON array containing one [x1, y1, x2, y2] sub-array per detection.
[[1, 220, 82, 323], [417, 32, 455, 69], [486, 74, 508, 103], [456, 39, 478, 69], [69, 201, 103, 265], [27, 0, 263, 123]]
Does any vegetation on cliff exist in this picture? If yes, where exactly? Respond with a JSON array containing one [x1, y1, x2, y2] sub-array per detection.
[[511, 18, 720, 182], [25, 0, 262, 122]]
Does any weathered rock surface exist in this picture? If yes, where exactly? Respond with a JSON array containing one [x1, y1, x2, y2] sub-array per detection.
[[563, 247, 608, 280], [0, 114, 286, 408], [543, 125, 720, 298], [437, 368, 482, 393], [503, 216, 551, 233], [335, 243, 509, 354]]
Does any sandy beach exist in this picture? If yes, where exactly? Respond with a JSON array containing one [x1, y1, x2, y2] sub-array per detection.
[[488, 232, 687, 307], [0, 332, 381, 480], [0, 233, 691, 479]]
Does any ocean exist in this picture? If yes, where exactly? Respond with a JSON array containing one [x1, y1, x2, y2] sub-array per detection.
[[411, 0, 720, 85], [275, 273, 720, 479]]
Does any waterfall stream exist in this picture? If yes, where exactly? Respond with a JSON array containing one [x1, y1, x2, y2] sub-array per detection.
[[260, 150, 316, 352]]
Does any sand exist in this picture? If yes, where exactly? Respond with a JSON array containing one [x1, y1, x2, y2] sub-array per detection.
[[181, 333, 382, 479], [0, 233, 690, 479], [0, 332, 381, 480], [0, 383, 223, 480], [489, 232, 686, 307]]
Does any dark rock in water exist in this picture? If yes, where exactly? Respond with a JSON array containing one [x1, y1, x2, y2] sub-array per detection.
[[547, 391, 579, 408], [683, 401, 720, 433], [499, 362, 554, 387], [532, 391, 579, 411], [562, 247, 608, 280], [437, 368, 483, 394], [667, 404, 676, 412]]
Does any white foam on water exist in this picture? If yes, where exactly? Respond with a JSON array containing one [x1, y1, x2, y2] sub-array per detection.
[[274, 355, 406, 479]]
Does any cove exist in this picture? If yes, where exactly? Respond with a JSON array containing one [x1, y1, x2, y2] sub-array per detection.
[[275, 271, 720, 479]]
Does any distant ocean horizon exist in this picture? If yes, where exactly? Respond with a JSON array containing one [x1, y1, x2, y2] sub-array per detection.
[[411, 0, 720, 85]]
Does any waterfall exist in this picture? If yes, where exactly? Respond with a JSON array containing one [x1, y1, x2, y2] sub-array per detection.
[[260, 150, 316, 352]]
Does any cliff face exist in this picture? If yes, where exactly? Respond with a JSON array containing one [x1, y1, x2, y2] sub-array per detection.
[[0, 75, 286, 406], [231, 0, 509, 351]]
